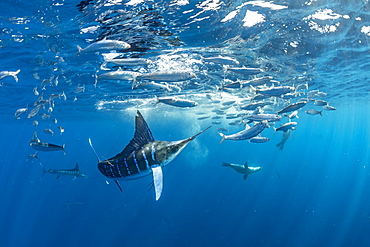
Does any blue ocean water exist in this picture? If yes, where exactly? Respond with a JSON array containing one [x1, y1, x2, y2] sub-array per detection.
[[1, 0, 370, 246]]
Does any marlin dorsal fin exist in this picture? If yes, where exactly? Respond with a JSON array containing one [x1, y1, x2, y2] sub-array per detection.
[[74, 163, 80, 171], [244, 161, 249, 169], [151, 165, 163, 201], [117, 111, 155, 157]]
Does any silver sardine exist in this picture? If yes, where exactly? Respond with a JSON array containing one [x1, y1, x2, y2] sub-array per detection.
[[273, 122, 297, 133], [77, 39, 130, 54], [0, 69, 20, 82], [137, 71, 196, 82], [30, 142, 66, 155], [203, 56, 239, 65], [245, 114, 281, 123], [277, 101, 307, 114], [98, 70, 142, 81], [219, 120, 269, 143], [104, 58, 152, 66], [227, 67, 264, 75], [256, 86, 295, 97], [156, 96, 198, 108], [249, 137, 270, 143]]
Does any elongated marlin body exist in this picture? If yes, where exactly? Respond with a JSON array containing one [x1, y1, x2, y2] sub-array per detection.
[[41, 163, 87, 179], [97, 110, 211, 200]]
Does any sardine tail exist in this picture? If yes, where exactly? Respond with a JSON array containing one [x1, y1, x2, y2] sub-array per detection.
[[219, 132, 226, 144], [131, 77, 138, 89], [11, 70, 20, 82], [154, 95, 159, 105], [76, 45, 82, 56]]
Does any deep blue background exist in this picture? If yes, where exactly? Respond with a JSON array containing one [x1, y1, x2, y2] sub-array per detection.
[[1, 103, 370, 247], [1, 0, 370, 246]]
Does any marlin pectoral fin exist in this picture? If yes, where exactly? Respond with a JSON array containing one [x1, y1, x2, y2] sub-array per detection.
[[56, 175, 60, 179], [151, 165, 163, 201], [243, 174, 248, 180], [114, 180, 123, 192]]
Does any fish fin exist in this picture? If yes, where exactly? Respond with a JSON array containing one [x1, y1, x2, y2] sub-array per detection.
[[319, 110, 323, 116], [219, 132, 226, 144], [148, 181, 154, 191], [116, 111, 155, 157], [11, 70, 20, 82], [62, 144, 66, 155], [154, 95, 159, 105], [73, 177, 77, 181], [88, 138, 101, 162], [222, 162, 231, 167], [273, 127, 277, 134], [132, 73, 141, 90], [76, 45, 82, 55], [74, 163, 80, 171], [114, 180, 123, 192], [151, 165, 163, 201], [243, 174, 248, 180], [56, 175, 60, 179], [244, 162, 249, 169]]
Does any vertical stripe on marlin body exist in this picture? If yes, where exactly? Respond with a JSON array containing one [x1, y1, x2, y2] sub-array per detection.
[[90, 110, 211, 200]]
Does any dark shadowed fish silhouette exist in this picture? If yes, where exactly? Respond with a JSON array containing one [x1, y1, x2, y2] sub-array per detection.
[[41, 163, 87, 179], [30, 142, 66, 155], [92, 110, 211, 201], [222, 161, 261, 180], [276, 130, 291, 150]]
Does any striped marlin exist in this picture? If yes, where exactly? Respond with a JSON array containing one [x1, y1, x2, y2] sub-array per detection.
[[41, 163, 87, 179], [93, 110, 211, 201]]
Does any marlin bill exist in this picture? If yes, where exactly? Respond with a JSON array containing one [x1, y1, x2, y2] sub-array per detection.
[[91, 110, 211, 201]]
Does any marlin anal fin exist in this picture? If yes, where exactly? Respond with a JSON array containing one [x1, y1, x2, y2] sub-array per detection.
[[151, 165, 163, 201]]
